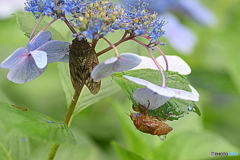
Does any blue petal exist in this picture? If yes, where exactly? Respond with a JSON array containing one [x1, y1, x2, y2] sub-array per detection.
[[179, 0, 217, 26], [7, 56, 46, 84], [0, 47, 27, 69], [28, 31, 52, 51], [37, 41, 70, 63], [162, 13, 197, 54], [113, 53, 142, 72], [30, 50, 47, 69]]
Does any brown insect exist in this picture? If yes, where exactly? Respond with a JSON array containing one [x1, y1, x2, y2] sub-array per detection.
[[11, 105, 28, 111], [69, 37, 101, 94], [130, 105, 173, 136]]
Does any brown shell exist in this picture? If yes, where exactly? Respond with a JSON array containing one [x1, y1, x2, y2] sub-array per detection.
[[130, 105, 173, 136]]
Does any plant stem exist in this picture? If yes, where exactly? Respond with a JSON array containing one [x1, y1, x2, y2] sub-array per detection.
[[47, 91, 80, 160]]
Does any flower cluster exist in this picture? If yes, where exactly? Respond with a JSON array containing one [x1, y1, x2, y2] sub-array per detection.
[[24, 0, 166, 44], [71, 1, 166, 44], [24, 0, 82, 19]]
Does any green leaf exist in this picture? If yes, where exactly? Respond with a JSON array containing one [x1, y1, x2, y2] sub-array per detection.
[[152, 130, 239, 160], [0, 101, 76, 144], [31, 127, 103, 160], [16, 13, 65, 41], [112, 69, 200, 120], [111, 141, 145, 160], [58, 63, 120, 115], [0, 131, 30, 160]]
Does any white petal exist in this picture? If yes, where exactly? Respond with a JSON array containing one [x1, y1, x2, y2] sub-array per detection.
[[123, 75, 175, 97], [132, 56, 158, 70], [31, 50, 47, 69], [170, 88, 199, 101], [156, 55, 191, 75], [189, 85, 199, 96]]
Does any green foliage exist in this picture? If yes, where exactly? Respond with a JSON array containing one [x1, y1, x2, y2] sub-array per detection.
[[111, 141, 145, 160], [0, 102, 76, 144], [16, 13, 65, 41], [1, 1, 240, 159], [0, 133, 30, 160], [58, 62, 120, 115], [112, 69, 200, 120], [111, 99, 239, 160]]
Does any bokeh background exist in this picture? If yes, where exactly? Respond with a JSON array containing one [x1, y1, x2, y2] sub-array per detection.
[[0, 0, 239, 159]]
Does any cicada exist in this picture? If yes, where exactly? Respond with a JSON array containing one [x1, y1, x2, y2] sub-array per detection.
[[130, 105, 173, 136], [69, 38, 101, 94]]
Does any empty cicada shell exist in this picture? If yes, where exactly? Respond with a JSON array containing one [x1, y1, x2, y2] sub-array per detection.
[[130, 105, 173, 136]]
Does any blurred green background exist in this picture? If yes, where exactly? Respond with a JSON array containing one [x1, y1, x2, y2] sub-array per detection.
[[0, 0, 240, 160]]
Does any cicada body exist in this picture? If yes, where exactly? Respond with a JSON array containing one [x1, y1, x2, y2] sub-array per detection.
[[69, 38, 101, 94]]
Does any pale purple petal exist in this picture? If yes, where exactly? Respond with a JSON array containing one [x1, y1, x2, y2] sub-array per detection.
[[133, 88, 170, 110], [113, 53, 142, 72], [91, 53, 142, 81], [28, 31, 52, 51], [104, 57, 118, 64], [156, 55, 191, 75], [162, 13, 197, 54], [30, 50, 47, 69], [58, 54, 69, 63], [0, 47, 27, 69], [91, 62, 114, 82], [7, 56, 46, 84], [179, 0, 217, 26], [37, 41, 70, 63], [169, 88, 199, 101]]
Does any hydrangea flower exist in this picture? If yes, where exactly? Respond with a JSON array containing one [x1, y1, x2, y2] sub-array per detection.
[[132, 55, 199, 95], [129, 55, 199, 109], [123, 75, 199, 110], [120, 0, 217, 54], [91, 53, 142, 82], [0, 31, 69, 84]]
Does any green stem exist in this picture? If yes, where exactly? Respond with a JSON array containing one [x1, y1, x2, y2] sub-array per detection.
[[47, 91, 81, 160]]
